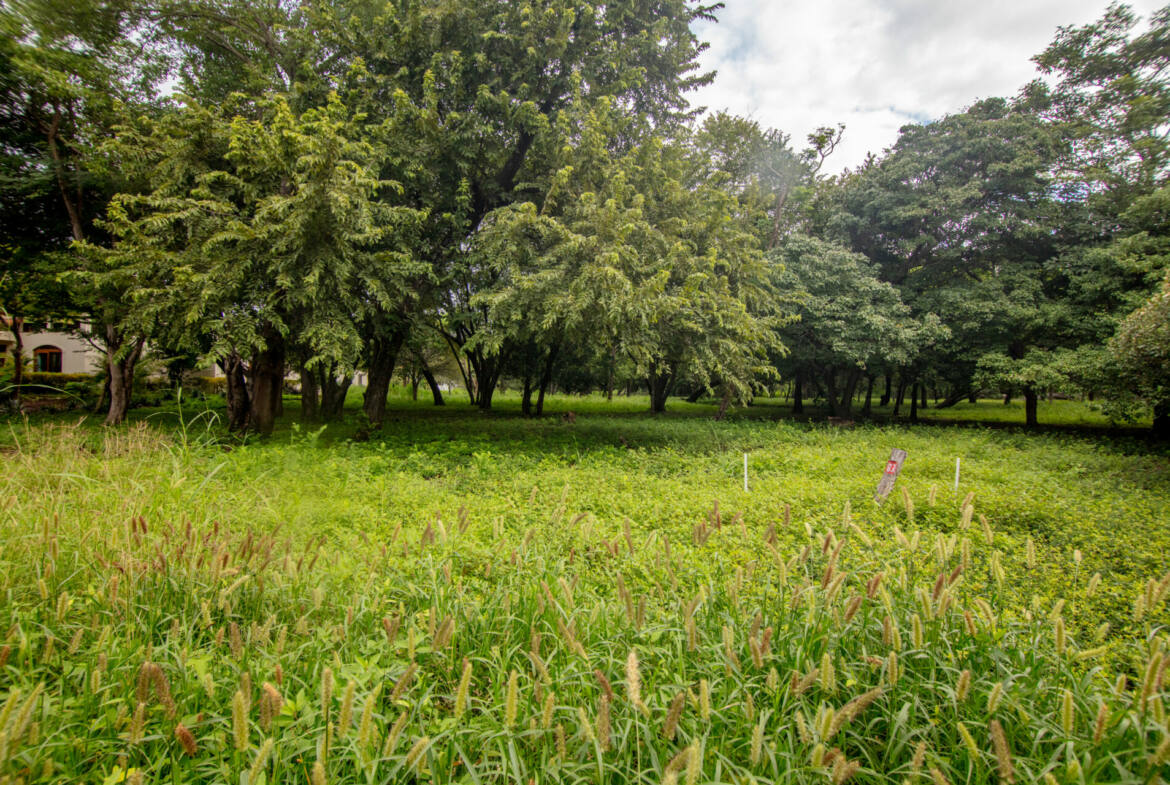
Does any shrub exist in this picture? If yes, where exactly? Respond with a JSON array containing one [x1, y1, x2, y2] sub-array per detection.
[[20, 371, 97, 388]]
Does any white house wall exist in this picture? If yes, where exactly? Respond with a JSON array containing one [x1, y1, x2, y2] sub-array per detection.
[[18, 331, 104, 374]]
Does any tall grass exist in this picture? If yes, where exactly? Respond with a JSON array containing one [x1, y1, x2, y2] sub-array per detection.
[[0, 422, 1167, 783]]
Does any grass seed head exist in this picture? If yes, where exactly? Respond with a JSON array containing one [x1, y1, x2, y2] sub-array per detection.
[[541, 691, 555, 728], [250, 737, 274, 782], [956, 670, 971, 702], [685, 742, 700, 785], [989, 719, 1014, 783], [320, 667, 333, 721], [911, 740, 926, 770], [626, 649, 645, 713], [987, 681, 1004, 715], [820, 652, 836, 693], [662, 691, 685, 740], [455, 658, 472, 719], [389, 663, 417, 703], [832, 756, 860, 784], [957, 722, 977, 758], [175, 723, 197, 756], [383, 711, 407, 756], [596, 696, 611, 751], [404, 735, 430, 773], [128, 701, 146, 745], [337, 681, 355, 737], [1093, 699, 1108, 744], [232, 689, 248, 751], [358, 691, 376, 749], [750, 713, 765, 767], [505, 669, 520, 729]]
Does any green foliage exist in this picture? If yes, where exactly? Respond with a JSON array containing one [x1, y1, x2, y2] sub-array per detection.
[[0, 414, 1168, 782], [1033, 3, 1170, 210], [471, 102, 784, 412], [771, 235, 940, 415], [19, 372, 97, 387], [1107, 272, 1170, 429]]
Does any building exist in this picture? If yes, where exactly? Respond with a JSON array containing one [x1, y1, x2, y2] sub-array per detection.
[[0, 323, 103, 375]]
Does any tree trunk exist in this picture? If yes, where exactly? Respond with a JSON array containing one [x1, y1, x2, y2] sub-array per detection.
[[767, 187, 790, 250], [823, 369, 838, 411], [535, 341, 560, 417], [605, 346, 616, 401], [300, 363, 320, 421], [714, 386, 733, 421], [920, 384, 928, 410], [1152, 401, 1170, 440], [968, 392, 978, 404], [1024, 385, 1039, 428], [880, 374, 892, 407], [420, 362, 444, 406], [318, 366, 353, 421], [45, 111, 85, 244], [934, 388, 972, 410], [647, 364, 674, 414], [249, 328, 285, 435], [362, 330, 406, 427], [224, 353, 251, 431], [832, 369, 861, 417], [521, 373, 533, 416], [104, 329, 144, 426], [792, 370, 804, 415], [476, 359, 500, 411], [862, 375, 875, 416], [8, 317, 24, 395], [893, 377, 907, 416], [909, 381, 919, 423]]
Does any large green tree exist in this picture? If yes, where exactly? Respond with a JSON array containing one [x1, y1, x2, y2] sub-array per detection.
[[834, 98, 1067, 425], [97, 92, 426, 433], [0, 0, 168, 423], [770, 235, 934, 418]]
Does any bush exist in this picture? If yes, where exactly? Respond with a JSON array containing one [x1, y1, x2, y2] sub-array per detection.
[[20, 372, 97, 388]]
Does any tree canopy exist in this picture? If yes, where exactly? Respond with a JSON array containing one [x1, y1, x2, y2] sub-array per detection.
[[3, 0, 1170, 435]]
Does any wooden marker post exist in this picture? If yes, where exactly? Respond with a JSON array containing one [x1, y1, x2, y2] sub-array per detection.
[[874, 448, 907, 503]]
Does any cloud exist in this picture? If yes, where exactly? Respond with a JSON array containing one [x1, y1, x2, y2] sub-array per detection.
[[690, 0, 1165, 172]]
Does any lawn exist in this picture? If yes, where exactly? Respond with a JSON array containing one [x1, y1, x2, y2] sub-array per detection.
[[0, 395, 1168, 783]]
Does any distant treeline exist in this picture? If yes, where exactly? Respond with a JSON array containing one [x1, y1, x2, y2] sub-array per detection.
[[2, 1, 1168, 434]]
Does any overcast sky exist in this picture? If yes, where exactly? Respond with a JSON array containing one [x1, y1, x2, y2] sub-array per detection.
[[691, 0, 1165, 172]]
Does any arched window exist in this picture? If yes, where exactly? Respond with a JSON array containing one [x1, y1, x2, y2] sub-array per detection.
[[34, 345, 62, 373]]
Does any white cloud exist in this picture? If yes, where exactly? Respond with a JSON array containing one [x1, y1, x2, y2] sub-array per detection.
[[691, 0, 1165, 171]]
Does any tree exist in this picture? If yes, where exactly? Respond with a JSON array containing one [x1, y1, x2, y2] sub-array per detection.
[[99, 93, 426, 433], [1109, 271, 1170, 436], [468, 97, 782, 416], [771, 235, 933, 418], [834, 99, 1066, 425], [1032, 3, 1170, 216], [0, 0, 167, 423]]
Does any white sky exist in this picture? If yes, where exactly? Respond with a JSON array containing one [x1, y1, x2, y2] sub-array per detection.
[[691, 0, 1166, 172]]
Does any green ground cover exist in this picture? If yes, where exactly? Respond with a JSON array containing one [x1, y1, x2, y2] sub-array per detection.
[[0, 399, 1168, 783]]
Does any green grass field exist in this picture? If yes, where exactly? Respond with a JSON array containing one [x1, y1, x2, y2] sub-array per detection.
[[0, 395, 1168, 783]]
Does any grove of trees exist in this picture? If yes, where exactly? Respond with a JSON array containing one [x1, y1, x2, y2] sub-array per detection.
[[2, 0, 1169, 435]]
